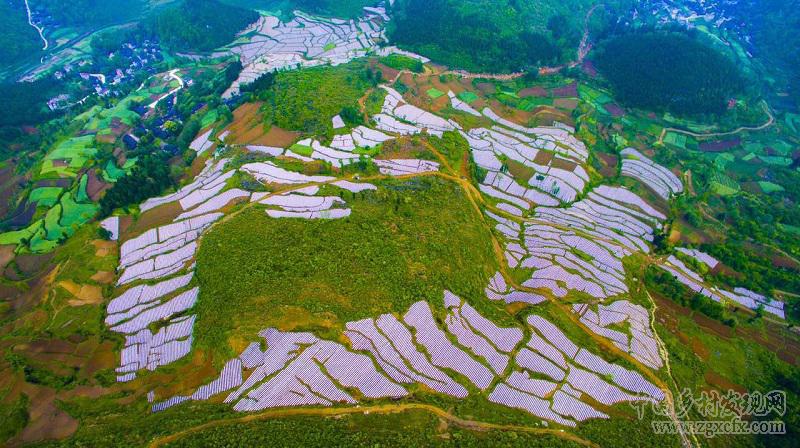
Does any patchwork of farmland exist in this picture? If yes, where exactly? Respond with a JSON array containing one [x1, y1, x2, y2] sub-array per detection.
[[0, 72, 184, 253], [2, 1, 800, 445], [87, 56, 800, 445]]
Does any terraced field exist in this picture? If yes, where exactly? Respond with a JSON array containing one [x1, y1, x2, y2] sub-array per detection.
[[2, 2, 798, 447]]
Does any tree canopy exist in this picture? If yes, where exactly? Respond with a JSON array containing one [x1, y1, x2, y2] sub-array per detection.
[[389, 0, 568, 73], [595, 32, 743, 116], [144, 0, 259, 52]]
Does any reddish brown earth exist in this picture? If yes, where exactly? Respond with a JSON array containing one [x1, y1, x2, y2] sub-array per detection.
[[374, 137, 428, 160], [224, 102, 299, 147], [0, 244, 16, 270], [596, 152, 618, 177], [86, 170, 111, 201], [519, 86, 548, 98], [15, 253, 55, 277], [654, 293, 800, 365], [553, 98, 579, 110], [123, 202, 182, 241]]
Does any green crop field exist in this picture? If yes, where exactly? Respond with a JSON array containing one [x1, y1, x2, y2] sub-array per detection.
[[758, 181, 785, 193], [663, 132, 687, 149], [426, 87, 445, 99], [457, 91, 478, 104], [103, 160, 127, 182], [29, 187, 63, 207], [42, 135, 98, 176], [379, 54, 424, 73], [60, 191, 99, 229]]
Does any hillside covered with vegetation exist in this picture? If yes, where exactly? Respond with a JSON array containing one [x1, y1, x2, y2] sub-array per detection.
[[36, 0, 145, 28], [725, 0, 800, 108], [594, 31, 743, 116], [145, 0, 258, 52], [251, 62, 377, 135], [0, 0, 44, 66], [389, 0, 597, 72], [220, 0, 375, 19]]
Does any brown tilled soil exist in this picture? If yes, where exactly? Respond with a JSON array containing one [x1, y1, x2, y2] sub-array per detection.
[[530, 106, 573, 126], [704, 371, 747, 393], [533, 150, 554, 166], [224, 101, 299, 147], [505, 160, 536, 182], [596, 152, 618, 178], [488, 100, 534, 126], [90, 270, 115, 284], [0, 244, 15, 270], [91, 240, 116, 258], [550, 157, 577, 172], [15, 253, 55, 278], [655, 293, 800, 366], [86, 170, 111, 201], [58, 280, 104, 306], [476, 82, 496, 95], [553, 98, 579, 111], [96, 133, 116, 144], [373, 62, 399, 81], [519, 86, 548, 98], [12, 385, 78, 445], [123, 202, 182, 240]]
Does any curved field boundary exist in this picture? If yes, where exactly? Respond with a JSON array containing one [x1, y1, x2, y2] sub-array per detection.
[[147, 403, 601, 448], [657, 101, 775, 144]]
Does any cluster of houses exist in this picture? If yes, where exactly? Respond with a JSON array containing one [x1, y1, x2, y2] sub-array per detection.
[[48, 41, 164, 111]]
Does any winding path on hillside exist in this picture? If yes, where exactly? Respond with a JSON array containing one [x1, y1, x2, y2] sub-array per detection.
[[24, 0, 48, 51], [148, 403, 601, 447], [437, 4, 602, 80], [539, 4, 602, 75], [656, 101, 775, 144], [147, 69, 186, 109]]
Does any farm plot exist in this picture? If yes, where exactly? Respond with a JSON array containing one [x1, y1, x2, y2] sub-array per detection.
[[41, 135, 97, 177], [257, 186, 356, 220], [448, 90, 481, 116], [620, 148, 683, 200], [467, 115, 671, 304], [572, 300, 663, 369], [464, 119, 590, 206], [675, 247, 719, 269], [487, 184, 664, 301], [2, 187, 100, 253], [657, 255, 786, 319], [375, 86, 460, 137], [220, 9, 388, 98], [29, 187, 62, 207], [284, 138, 362, 167], [153, 293, 663, 430]]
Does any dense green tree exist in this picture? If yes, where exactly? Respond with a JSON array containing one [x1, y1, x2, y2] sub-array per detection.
[[144, 0, 258, 52], [99, 153, 174, 216], [595, 32, 743, 115], [0, 0, 44, 66], [389, 0, 565, 73], [36, 0, 144, 28]]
